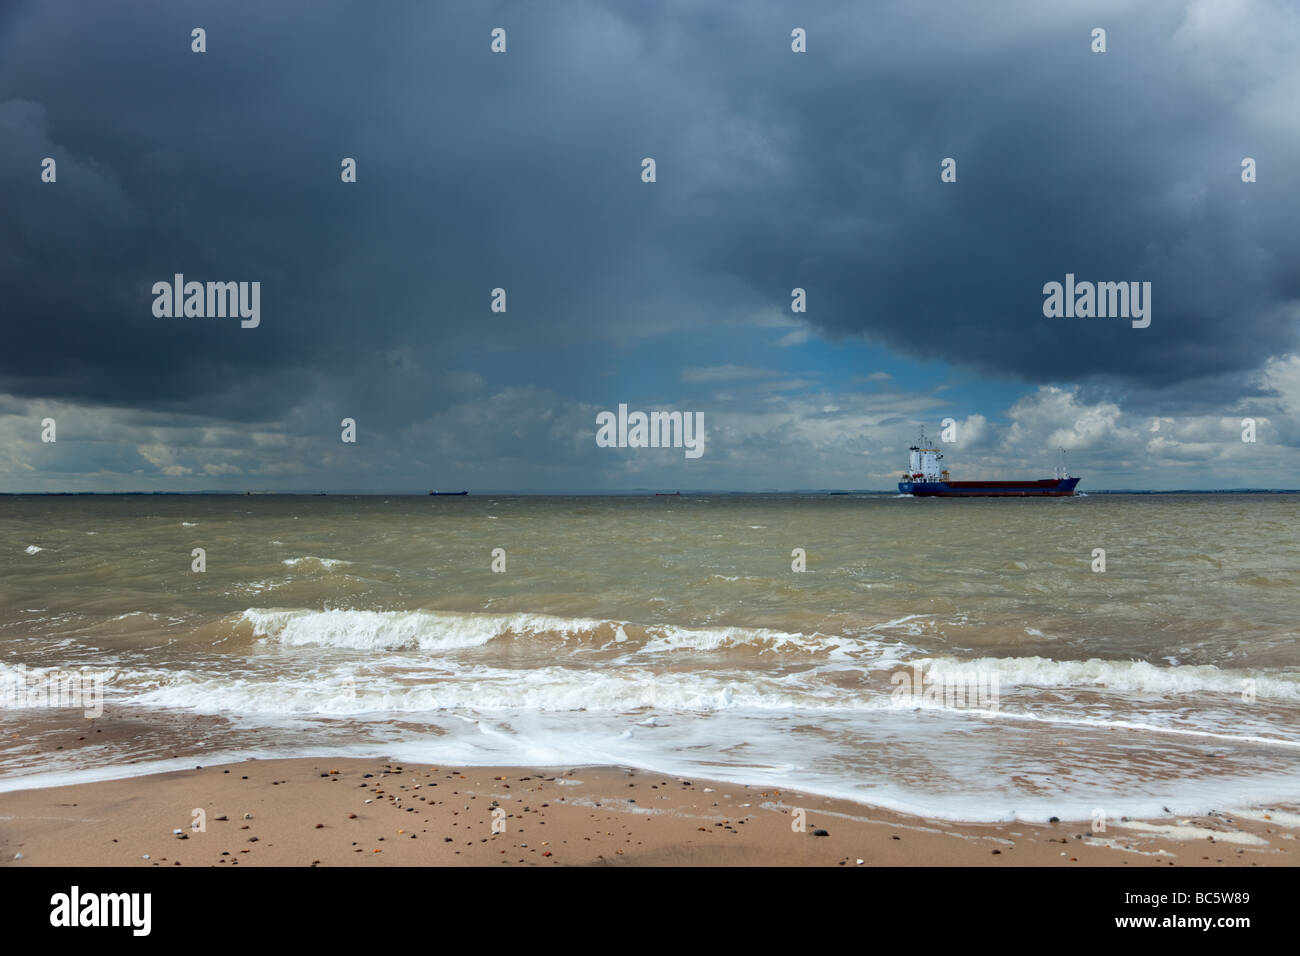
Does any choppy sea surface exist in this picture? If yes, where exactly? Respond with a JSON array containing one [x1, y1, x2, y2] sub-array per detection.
[[1, 493, 1297, 821]]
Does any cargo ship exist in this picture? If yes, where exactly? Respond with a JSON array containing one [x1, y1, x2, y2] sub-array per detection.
[[898, 433, 1079, 497]]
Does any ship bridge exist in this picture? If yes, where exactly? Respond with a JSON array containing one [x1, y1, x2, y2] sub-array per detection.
[[906, 431, 948, 482]]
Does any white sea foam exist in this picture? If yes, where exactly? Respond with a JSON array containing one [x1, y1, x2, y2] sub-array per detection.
[[229, 579, 287, 596], [23, 545, 43, 554], [7, 643, 1300, 821], [906, 654, 1299, 699], [233, 609, 1298, 703], [241, 608, 522, 651], [15, 686, 1297, 822], [281, 556, 351, 570], [1228, 808, 1300, 829], [1115, 820, 1269, 846], [869, 614, 934, 636], [635, 623, 852, 656], [127, 663, 881, 716], [236, 607, 873, 658]]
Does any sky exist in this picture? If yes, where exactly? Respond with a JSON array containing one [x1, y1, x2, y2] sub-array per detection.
[[2, 0, 1298, 492]]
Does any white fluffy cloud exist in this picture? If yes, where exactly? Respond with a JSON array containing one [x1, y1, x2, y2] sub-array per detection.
[[4, 355, 1300, 490]]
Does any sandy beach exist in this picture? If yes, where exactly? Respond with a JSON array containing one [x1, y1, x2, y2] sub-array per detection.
[[1, 756, 1293, 867]]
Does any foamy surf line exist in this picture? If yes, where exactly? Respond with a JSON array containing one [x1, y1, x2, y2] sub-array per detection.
[[234, 606, 875, 655], [6, 605, 1300, 820], [0, 746, 377, 795], [4, 700, 1300, 821], [114, 668, 1300, 741], [2, 740, 1297, 827], [233, 606, 1300, 696]]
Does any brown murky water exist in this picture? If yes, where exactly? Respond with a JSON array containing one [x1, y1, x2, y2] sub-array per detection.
[[2, 493, 1297, 820]]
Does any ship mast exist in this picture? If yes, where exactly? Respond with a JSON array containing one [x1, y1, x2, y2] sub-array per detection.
[[1054, 448, 1069, 480]]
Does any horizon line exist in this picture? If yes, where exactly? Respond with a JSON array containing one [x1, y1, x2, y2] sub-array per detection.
[[3, 489, 1298, 497]]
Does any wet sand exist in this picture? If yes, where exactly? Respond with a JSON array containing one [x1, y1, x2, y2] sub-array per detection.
[[1, 757, 1294, 867]]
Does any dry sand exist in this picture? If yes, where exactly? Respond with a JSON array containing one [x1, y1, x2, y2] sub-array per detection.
[[1, 757, 1294, 866]]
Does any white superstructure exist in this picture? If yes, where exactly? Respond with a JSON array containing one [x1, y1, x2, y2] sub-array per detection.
[[906, 432, 947, 481]]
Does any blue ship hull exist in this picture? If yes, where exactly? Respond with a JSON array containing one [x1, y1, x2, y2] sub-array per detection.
[[899, 477, 1080, 497]]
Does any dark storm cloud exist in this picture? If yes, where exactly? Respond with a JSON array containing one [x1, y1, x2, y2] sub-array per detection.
[[1, 0, 1297, 430], [653, 1, 1300, 396]]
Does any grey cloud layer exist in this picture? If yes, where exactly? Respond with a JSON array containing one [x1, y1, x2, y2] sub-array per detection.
[[2, 0, 1297, 433]]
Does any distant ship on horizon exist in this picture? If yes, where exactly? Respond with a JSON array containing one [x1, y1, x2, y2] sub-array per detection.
[[898, 432, 1080, 497]]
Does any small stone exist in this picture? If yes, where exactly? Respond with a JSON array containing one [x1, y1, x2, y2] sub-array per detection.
[[812, 828, 829, 837], [1049, 816, 1060, 823]]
